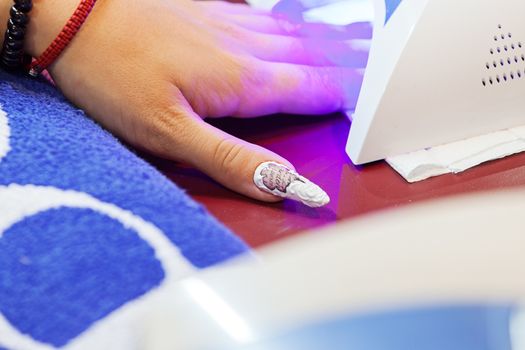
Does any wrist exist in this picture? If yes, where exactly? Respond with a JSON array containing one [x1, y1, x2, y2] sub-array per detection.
[[0, 0, 11, 47], [25, 0, 79, 57], [0, 0, 78, 58]]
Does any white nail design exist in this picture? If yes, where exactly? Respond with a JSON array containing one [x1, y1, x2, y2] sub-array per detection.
[[253, 162, 330, 208]]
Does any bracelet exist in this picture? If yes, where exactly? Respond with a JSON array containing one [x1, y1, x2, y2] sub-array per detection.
[[0, 0, 33, 71], [28, 0, 97, 77]]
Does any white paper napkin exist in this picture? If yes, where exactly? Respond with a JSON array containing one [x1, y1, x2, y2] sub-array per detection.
[[386, 126, 525, 182]]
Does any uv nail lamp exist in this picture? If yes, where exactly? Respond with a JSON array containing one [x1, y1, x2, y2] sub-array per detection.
[[347, 0, 525, 164]]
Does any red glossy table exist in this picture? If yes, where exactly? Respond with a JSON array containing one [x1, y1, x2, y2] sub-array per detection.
[[148, 113, 525, 248]]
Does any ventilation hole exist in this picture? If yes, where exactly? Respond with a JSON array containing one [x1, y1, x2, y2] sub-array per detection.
[[496, 75, 501, 83], [495, 36, 499, 41], [503, 74, 507, 81], [500, 59, 505, 66], [510, 72, 515, 79], [498, 24, 502, 29], [504, 45, 508, 51], [519, 42, 523, 48], [508, 58, 512, 64], [509, 33, 513, 38], [482, 79, 487, 86], [493, 61, 498, 67], [522, 54, 525, 61], [519, 71, 522, 78], [490, 48, 494, 54], [489, 77, 494, 84], [497, 47, 501, 53], [501, 34, 506, 39], [515, 56, 519, 63], [511, 44, 515, 50], [486, 62, 490, 69]]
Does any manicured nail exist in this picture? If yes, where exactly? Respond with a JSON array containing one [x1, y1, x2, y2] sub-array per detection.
[[253, 162, 330, 208], [277, 19, 302, 34]]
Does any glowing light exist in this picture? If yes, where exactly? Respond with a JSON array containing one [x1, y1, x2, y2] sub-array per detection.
[[182, 278, 255, 344], [304, 0, 374, 25]]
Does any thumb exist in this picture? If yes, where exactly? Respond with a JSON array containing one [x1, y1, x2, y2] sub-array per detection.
[[186, 117, 290, 202], [155, 94, 330, 207]]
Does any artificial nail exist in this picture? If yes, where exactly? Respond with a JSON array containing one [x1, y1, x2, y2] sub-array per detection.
[[253, 161, 330, 208], [277, 19, 302, 34]]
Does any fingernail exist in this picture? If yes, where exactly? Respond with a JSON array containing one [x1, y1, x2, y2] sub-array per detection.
[[253, 162, 330, 208], [277, 19, 302, 34]]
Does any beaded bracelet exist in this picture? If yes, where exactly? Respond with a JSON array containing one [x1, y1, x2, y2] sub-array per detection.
[[29, 0, 98, 77], [0, 0, 33, 71], [0, 0, 97, 76]]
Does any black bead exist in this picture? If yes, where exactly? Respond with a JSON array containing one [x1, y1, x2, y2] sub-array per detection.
[[6, 22, 25, 40], [1, 52, 23, 64], [1, 0, 32, 71], [8, 18, 25, 30], [2, 52, 21, 62], [10, 6, 29, 26], [4, 32, 23, 43], [1, 56, 23, 67], [3, 39, 24, 51], [1, 55, 22, 67], [2, 48, 23, 58], [13, 0, 32, 13]]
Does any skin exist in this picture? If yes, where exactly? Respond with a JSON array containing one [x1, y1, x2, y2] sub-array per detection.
[[0, 0, 369, 203]]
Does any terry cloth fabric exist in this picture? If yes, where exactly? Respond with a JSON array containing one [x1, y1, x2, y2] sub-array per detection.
[[386, 126, 525, 183], [0, 70, 249, 350]]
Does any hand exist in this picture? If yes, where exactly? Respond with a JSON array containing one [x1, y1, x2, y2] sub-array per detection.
[[29, 0, 369, 202]]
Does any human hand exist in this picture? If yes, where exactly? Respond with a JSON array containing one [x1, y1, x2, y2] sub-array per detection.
[[29, 0, 370, 204]]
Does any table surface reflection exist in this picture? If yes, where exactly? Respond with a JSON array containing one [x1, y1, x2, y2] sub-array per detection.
[[145, 113, 525, 248]]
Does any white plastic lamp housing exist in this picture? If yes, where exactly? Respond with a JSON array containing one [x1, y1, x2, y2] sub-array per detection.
[[347, 0, 525, 165]]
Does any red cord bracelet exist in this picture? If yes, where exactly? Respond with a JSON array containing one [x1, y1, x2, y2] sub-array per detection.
[[28, 0, 97, 77]]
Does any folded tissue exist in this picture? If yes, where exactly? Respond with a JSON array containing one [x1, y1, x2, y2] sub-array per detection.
[[386, 126, 525, 182]]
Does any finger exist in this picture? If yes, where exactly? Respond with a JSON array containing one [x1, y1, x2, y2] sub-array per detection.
[[150, 87, 327, 204], [234, 61, 364, 117], [242, 32, 370, 67], [271, 0, 351, 15], [225, 14, 373, 39], [185, 120, 291, 202], [270, 0, 306, 22]]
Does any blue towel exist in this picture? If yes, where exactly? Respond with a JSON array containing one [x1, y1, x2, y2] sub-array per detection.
[[0, 71, 249, 349]]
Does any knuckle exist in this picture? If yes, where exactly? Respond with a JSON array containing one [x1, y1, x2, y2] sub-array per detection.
[[240, 57, 271, 87], [214, 22, 247, 42], [189, 53, 249, 117], [310, 67, 344, 111], [135, 104, 193, 159], [213, 138, 246, 175], [288, 37, 307, 56], [219, 52, 252, 81]]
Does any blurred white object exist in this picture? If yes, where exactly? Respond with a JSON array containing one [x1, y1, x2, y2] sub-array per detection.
[[245, 0, 348, 11], [387, 125, 525, 182], [304, 0, 374, 25], [245, 0, 374, 24], [347, 0, 525, 167], [143, 188, 525, 349]]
